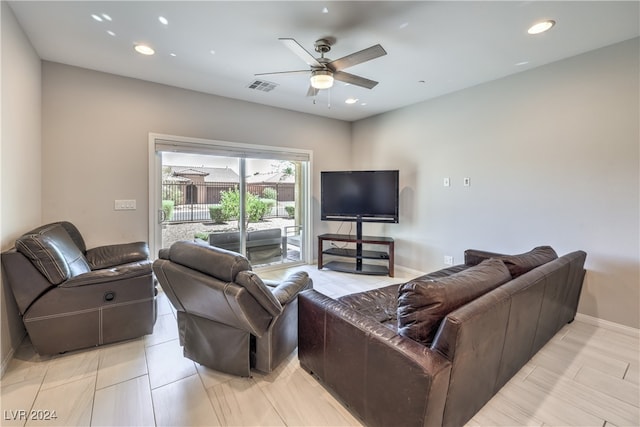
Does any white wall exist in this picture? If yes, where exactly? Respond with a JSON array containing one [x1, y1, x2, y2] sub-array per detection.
[[352, 38, 640, 329], [1, 2, 42, 370], [41, 62, 352, 249]]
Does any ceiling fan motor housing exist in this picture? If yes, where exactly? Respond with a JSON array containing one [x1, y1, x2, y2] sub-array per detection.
[[314, 39, 332, 55]]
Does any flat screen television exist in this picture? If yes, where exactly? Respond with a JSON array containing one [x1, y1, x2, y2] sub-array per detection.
[[321, 170, 399, 223]]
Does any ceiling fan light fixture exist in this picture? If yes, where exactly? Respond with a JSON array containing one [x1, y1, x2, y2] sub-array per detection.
[[310, 70, 334, 89]]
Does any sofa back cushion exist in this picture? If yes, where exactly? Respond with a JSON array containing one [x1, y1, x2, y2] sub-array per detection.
[[497, 246, 558, 278], [397, 258, 511, 345], [16, 224, 91, 285]]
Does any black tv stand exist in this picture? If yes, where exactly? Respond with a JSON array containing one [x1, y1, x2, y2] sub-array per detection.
[[317, 218, 394, 277]]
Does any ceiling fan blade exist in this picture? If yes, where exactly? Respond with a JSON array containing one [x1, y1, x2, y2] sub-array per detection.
[[333, 71, 379, 89], [279, 38, 322, 68], [254, 70, 310, 77], [328, 44, 387, 71], [306, 86, 319, 97]]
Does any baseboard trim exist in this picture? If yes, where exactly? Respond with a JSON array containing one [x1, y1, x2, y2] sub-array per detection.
[[1, 346, 16, 378], [575, 313, 640, 337]]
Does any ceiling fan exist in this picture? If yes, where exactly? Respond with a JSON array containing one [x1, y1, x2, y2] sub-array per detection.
[[256, 38, 387, 97]]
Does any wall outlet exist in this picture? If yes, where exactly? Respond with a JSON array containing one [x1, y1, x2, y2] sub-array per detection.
[[114, 199, 136, 210], [463, 177, 471, 187], [444, 255, 454, 266], [443, 177, 450, 187]]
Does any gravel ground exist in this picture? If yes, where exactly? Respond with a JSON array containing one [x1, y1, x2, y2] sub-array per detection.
[[161, 217, 295, 248]]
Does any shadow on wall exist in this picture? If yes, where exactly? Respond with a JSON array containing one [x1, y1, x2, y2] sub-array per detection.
[[1, 271, 27, 372], [577, 255, 640, 328], [400, 186, 416, 225]]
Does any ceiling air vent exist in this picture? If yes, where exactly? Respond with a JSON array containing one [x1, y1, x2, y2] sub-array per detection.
[[247, 79, 278, 92]]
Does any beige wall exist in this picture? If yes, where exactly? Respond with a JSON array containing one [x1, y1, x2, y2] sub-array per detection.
[[41, 62, 352, 248], [352, 38, 640, 328], [1, 2, 42, 370]]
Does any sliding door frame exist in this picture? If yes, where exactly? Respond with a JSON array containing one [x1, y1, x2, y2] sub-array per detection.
[[148, 133, 313, 265]]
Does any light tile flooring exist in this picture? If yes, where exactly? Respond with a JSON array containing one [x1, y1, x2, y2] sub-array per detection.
[[1, 264, 638, 426]]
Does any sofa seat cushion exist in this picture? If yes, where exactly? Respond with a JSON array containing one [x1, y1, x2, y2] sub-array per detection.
[[397, 258, 511, 345], [16, 224, 91, 285], [338, 284, 400, 326]]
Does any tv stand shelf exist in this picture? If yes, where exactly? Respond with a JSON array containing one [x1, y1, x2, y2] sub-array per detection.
[[318, 233, 394, 277]]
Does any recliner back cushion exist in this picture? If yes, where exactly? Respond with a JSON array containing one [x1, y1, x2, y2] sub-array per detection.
[[16, 224, 91, 285], [168, 241, 250, 282], [397, 258, 511, 345], [24, 221, 87, 253]]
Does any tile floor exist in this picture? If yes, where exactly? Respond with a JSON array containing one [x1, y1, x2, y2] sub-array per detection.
[[1, 264, 638, 426]]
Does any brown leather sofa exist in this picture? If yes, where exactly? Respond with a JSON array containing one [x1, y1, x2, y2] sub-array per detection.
[[1, 221, 157, 355], [153, 241, 313, 376], [298, 246, 587, 427]]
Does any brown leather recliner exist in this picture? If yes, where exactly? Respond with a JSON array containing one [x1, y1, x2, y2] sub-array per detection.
[[1, 221, 157, 355], [153, 240, 312, 376]]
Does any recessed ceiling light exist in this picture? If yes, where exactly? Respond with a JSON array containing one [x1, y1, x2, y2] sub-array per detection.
[[91, 14, 103, 22], [360, 102, 367, 106], [134, 44, 155, 55], [159, 16, 168, 25], [528, 20, 555, 35], [101, 14, 112, 21], [345, 98, 359, 104], [106, 30, 116, 36], [399, 22, 409, 29], [170, 53, 177, 57], [515, 61, 529, 66], [322, 7, 329, 14], [210, 50, 216, 55]]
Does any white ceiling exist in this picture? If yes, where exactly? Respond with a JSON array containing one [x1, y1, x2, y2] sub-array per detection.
[[9, 1, 639, 122]]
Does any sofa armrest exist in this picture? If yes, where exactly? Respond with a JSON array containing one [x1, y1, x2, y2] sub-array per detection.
[[298, 289, 451, 427], [464, 248, 507, 266], [60, 260, 152, 288], [270, 271, 313, 305], [85, 242, 150, 270]]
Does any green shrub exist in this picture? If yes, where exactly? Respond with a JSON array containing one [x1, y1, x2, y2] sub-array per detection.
[[248, 198, 268, 222], [162, 200, 175, 221], [194, 232, 209, 241], [208, 205, 227, 224], [285, 205, 295, 218], [220, 187, 268, 228], [260, 198, 276, 216], [262, 187, 278, 200], [220, 188, 241, 220]]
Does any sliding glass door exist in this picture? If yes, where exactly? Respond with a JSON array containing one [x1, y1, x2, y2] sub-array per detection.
[[149, 134, 311, 268]]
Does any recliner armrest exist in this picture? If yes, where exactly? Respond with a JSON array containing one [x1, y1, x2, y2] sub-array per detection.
[[85, 242, 150, 270], [60, 260, 152, 287], [270, 271, 313, 305]]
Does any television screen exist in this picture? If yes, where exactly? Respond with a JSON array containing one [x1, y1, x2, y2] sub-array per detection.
[[321, 170, 399, 223]]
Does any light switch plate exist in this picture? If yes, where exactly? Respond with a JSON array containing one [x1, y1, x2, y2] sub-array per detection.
[[114, 200, 136, 210]]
